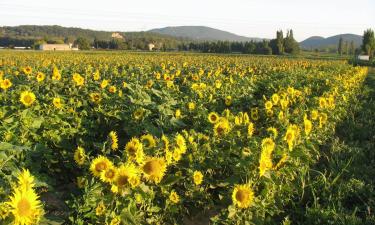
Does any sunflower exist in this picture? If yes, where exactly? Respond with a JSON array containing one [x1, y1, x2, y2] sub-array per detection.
[[175, 134, 187, 153], [251, 108, 259, 121], [20, 91, 36, 107], [109, 216, 121, 225], [319, 113, 328, 128], [0, 202, 10, 220], [125, 138, 144, 164], [90, 92, 101, 104], [133, 108, 144, 120], [214, 118, 230, 136], [109, 131, 119, 151], [6, 187, 43, 225], [141, 134, 156, 148], [265, 100, 273, 110], [232, 184, 254, 209], [169, 191, 180, 204], [284, 128, 295, 150], [207, 112, 220, 124], [188, 102, 195, 111], [142, 157, 167, 184], [261, 138, 275, 153], [52, 97, 62, 109], [247, 122, 255, 137], [304, 119, 312, 136], [161, 135, 170, 151], [112, 163, 139, 193], [193, 171, 203, 185], [93, 70, 100, 80], [100, 79, 109, 89], [259, 153, 273, 177], [108, 85, 117, 93], [175, 109, 182, 118], [100, 165, 118, 183], [18, 169, 35, 191], [89, 156, 112, 177], [95, 201, 106, 216], [311, 110, 319, 120], [319, 97, 327, 108], [23, 66, 32, 75], [74, 147, 86, 166], [267, 127, 278, 138], [271, 93, 280, 105], [225, 96, 232, 106], [243, 112, 250, 124], [0, 78, 12, 90], [72, 73, 84, 86], [52, 67, 61, 81], [36, 72, 45, 82]]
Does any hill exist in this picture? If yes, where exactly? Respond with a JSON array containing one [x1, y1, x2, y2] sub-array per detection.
[[149, 26, 263, 42], [300, 34, 362, 49]]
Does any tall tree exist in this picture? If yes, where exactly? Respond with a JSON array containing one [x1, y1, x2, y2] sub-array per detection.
[[338, 37, 344, 55], [362, 29, 375, 57], [349, 41, 355, 55], [284, 29, 300, 54], [276, 30, 284, 55], [74, 37, 91, 50]]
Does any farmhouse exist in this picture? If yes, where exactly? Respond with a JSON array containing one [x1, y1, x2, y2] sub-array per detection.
[[148, 43, 155, 51], [39, 43, 78, 51]]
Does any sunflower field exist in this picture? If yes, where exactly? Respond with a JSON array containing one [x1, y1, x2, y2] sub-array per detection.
[[0, 51, 369, 224]]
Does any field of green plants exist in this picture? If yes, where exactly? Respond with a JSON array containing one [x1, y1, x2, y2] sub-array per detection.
[[0, 51, 373, 225]]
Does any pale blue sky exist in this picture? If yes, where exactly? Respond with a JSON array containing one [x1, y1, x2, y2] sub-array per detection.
[[0, 0, 374, 41]]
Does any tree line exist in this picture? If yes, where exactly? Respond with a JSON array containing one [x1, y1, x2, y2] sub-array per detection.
[[177, 29, 300, 55]]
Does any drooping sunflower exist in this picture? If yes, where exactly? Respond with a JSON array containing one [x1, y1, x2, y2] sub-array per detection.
[[125, 138, 144, 164], [169, 190, 180, 204], [284, 127, 296, 150], [261, 138, 275, 153], [108, 131, 119, 151], [6, 187, 43, 225], [232, 184, 254, 209], [142, 157, 167, 184], [175, 134, 187, 154], [267, 127, 278, 138], [304, 119, 312, 136], [311, 110, 319, 120], [271, 93, 280, 105], [225, 96, 232, 106], [213, 118, 230, 136], [74, 147, 86, 166], [247, 122, 255, 137], [89, 156, 112, 177], [17, 169, 35, 191], [52, 67, 61, 81], [207, 112, 220, 124], [141, 134, 156, 148], [20, 91, 36, 107]]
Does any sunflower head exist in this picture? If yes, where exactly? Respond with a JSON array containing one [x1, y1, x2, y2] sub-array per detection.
[[141, 134, 156, 148], [90, 156, 112, 177], [142, 157, 167, 184], [109, 131, 119, 151], [169, 190, 180, 204], [193, 171, 203, 185], [214, 118, 230, 136], [74, 147, 86, 166], [100, 165, 118, 183], [208, 112, 220, 124], [232, 184, 254, 208], [20, 91, 36, 107]]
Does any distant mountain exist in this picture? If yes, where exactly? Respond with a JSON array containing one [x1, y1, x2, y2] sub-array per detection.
[[300, 34, 362, 49], [149, 26, 263, 42], [0, 25, 184, 42]]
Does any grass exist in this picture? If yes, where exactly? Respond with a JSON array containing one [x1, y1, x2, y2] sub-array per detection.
[[286, 68, 375, 224]]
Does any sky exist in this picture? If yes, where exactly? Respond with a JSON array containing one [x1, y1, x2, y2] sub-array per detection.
[[0, 0, 374, 41]]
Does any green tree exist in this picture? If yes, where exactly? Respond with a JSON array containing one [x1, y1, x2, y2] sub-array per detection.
[[361, 29, 375, 57], [338, 37, 344, 55], [276, 30, 284, 54], [284, 29, 300, 54], [75, 37, 91, 50], [349, 41, 355, 55]]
